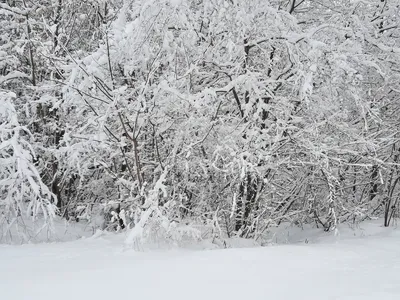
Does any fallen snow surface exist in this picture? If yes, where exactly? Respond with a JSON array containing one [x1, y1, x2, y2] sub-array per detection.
[[1, 223, 400, 300]]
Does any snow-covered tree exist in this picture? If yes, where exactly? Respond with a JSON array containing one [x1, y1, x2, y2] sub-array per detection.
[[0, 91, 56, 243]]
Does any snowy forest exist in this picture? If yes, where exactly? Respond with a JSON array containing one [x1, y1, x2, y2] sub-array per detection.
[[1, 0, 400, 245]]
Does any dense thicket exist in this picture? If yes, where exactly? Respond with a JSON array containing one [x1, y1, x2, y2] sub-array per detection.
[[1, 0, 399, 244]]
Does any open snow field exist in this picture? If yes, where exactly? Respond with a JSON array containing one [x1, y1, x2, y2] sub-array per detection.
[[1, 221, 400, 300]]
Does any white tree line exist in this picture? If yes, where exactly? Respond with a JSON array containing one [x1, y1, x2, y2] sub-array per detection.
[[0, 0, 399, 244]]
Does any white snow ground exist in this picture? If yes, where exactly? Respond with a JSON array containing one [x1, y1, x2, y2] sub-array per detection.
[[1, 221, 400, 300]]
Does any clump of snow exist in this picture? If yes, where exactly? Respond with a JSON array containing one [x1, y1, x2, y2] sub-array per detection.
[[169, 0, 183, 7]]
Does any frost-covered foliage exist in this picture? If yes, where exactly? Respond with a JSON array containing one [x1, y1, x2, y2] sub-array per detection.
[[1, 0, 400, 244]]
